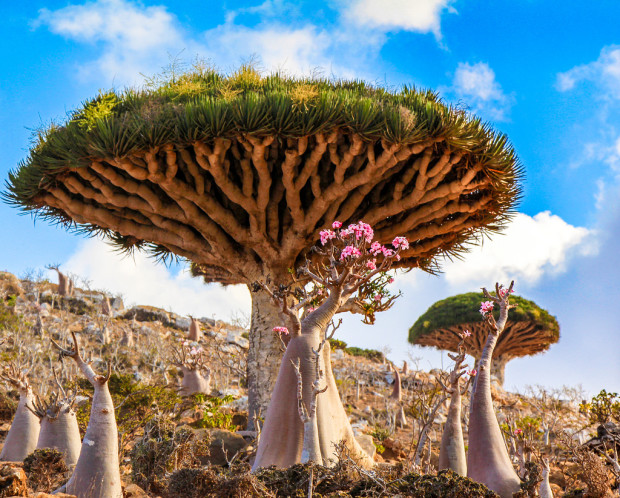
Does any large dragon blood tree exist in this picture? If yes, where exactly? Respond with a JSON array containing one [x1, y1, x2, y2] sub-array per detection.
[[4, 65, 522, 425], [408, 292, 559, 385]]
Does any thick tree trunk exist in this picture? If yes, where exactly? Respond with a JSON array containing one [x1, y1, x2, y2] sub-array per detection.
[[439, 388, 467, 475], [247, 288, 285, 430], [0, 389, 39, 461], [65, 383, 121, 497], [252, 332, 373, 470], [491, 355, 507, 387], [467, 331, 521, 497], [179, 367, 211, 396], [188, 318, 201, 342], [539, 460, 554, 498], [36, 407, 81, 467]]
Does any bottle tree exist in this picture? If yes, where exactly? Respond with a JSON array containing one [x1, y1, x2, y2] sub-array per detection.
[[4, 66, 523, 425], [409, 292, 559, 386]]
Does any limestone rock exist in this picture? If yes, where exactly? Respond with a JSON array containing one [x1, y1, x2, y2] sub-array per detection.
[[355, 434, 376, 459], [0, 464, 28, 498], [192, 429, 248, 466]]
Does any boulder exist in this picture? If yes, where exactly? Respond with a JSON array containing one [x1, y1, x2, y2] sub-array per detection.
[[0, 273, 22, 299], [123, 483, 149, 497], [355, 434, 376, 459], [192, 429, 248, 466], [225, 330, 249, 349], [0, 464, 28, 498]]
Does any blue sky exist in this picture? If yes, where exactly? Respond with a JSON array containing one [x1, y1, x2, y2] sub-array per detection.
[[1, 0, 618, 395]]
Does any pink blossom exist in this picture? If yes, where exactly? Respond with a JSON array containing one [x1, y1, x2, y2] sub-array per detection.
[[374, 294, 382, 301], [366, 259, 377, 270], [273, 326, 289, 335], [340, 245, 362, 260], [479, 301, 494, 316], [381, 247, 394, 258], [461, 329, 471, 338], [499, 287, 515, 298], [340, 228, 353, 237], [370, 242, 383, 255], [392, 236, 409, 250], [467, 369, 477, 376], [514, 429, 523, 436], [388, 277, 395, 284], [348, 221, 374, 243], [332, 221, 342, 229], [395, 254, 401, 261], [320, 229, 336, 245], [307, 307, 315, 313]]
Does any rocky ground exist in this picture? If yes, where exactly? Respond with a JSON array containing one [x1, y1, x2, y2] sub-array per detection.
[[0, 270, 617, 497]]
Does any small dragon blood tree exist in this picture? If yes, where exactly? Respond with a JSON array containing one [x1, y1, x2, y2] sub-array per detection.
[[30, 368, 81, 467], [467, 282, 521, 497], [52, 332, 122, 498], [437, 331, 474, 475], [172, 341, 211, 396], [409, 292, 559, 386], [0, 363, 39, 461], [252, 221, 406, 469], [4, 66, 523, 427]]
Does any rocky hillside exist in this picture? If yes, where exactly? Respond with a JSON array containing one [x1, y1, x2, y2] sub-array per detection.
[[0, 270, 617, 497]]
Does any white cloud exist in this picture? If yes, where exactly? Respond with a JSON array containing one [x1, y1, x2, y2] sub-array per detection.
[[345, 0, 455, 37], [200, 24, 339, 77], [556, 45, 620, 99], [63, 238, 251, 320], [400, 211, 595, 290], [35, 0, 190, 85], [451, 62, 513, 121]]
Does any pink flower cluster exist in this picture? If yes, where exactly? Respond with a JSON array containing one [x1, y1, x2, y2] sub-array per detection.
[[190, 346, 204, 356], [319, 229, 337, 245], [347, 221, 374, 243], [514, 429, 523, 436], [374, 294, 382, 301], [499, 287, 515, 298], [467, 369, 477, 376], [340, 245, 362, 260], [366, 259, 377, 270], [392, 236, 409, 250], [273, 326, 289, 335], [370, 242, 395, 258], [332, 221, 342, 229], [479, 301, 494, 316]]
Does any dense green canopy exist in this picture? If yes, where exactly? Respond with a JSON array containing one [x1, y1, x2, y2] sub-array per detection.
[[4, 65, 523, 282], [409, 292, 560, 360]]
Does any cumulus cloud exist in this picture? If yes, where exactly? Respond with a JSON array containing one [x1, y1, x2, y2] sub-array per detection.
[[398, 211, 595, 291], [63, 238, 250, 320], [35, 0, 190, 85], [450, 62, 514, 121], [200, 24, 338, 77], [556, 45, 620, 98], [344, 0, 455, 37]]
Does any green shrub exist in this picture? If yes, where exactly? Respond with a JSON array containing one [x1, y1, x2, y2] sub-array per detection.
[[329, 338, 348, 350], [580, 389, 620, 424], [191, 394, 238, 431], [344, 346, 384, 362]]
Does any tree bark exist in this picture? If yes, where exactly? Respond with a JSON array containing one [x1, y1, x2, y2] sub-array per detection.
[[539, 460, 554, 498], [438, 387, 467, 475], [0, 389, 39, 461], [65, 382, 121, 497], [252, 331, 373, 470], [246, 287, 285, 430], [179, 367, 211, 396], [36, 407, 82, 467], [467, 331, 521, 497], [491, 355, 507, 387]]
